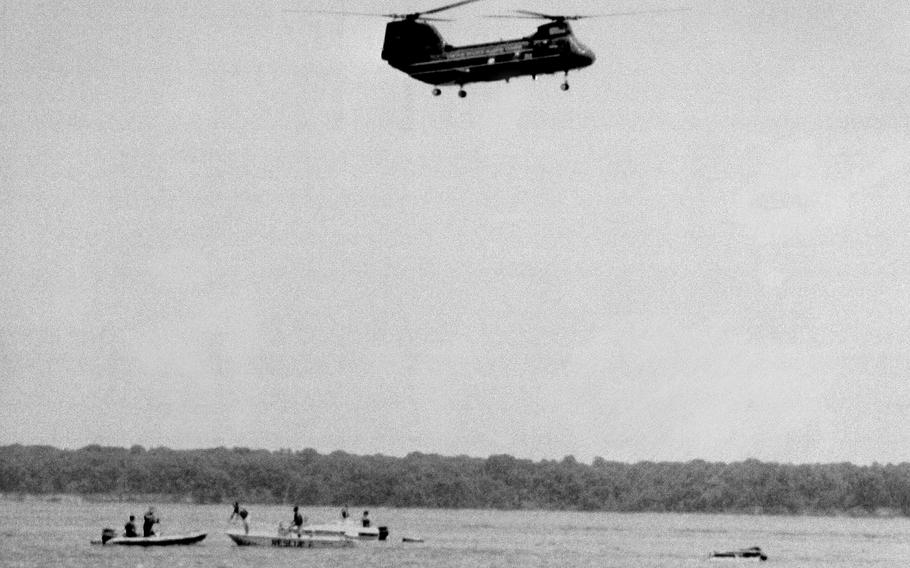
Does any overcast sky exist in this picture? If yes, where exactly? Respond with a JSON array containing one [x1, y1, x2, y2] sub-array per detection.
[[2, 0, 909, 464]]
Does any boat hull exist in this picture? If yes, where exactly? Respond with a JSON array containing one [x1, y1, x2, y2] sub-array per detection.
[[226, 531, 354, 548], [710, 547, 768, 561], [101, 532, 207, 546], [301, 522, 388, 540]]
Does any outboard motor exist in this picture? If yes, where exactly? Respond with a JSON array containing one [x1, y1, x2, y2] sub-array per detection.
[[100, 527, 117, 544], [378, 526, 390, 541]]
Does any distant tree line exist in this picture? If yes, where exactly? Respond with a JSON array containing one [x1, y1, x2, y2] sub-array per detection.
[[3, 444, 910, 516]]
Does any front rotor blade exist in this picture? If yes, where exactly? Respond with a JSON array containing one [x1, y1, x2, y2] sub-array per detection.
[[283, 9, 390, 18], [422, 0, 484, 16]]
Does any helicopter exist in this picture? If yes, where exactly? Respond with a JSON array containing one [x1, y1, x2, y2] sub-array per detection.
[[302, 0, 687, 97]]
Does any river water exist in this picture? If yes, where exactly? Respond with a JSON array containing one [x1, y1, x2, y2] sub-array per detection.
[[2, 499, 910, 567]]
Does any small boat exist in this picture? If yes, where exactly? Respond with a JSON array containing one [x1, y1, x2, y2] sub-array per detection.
[[226, 530, 354, 548], [300, 520, 389, 541], [401, 536, 424, 543], [92, 528, 206, 546], [710, 546, 768, 561]]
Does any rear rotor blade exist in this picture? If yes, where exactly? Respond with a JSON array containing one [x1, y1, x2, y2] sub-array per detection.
[[494, 6, 691, 21], [586, 7, 692, 19], [483, 14, 547, 20], [514, 9, 562, 19]]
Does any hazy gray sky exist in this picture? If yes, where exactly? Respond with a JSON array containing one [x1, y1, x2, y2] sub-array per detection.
[[2, 0, 909, 464]]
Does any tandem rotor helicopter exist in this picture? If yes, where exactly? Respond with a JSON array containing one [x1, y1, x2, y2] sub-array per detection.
[[298, 0, 689, 97]]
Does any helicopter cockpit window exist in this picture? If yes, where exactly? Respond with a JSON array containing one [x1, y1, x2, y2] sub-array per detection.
[[548, 24, 565, 36]]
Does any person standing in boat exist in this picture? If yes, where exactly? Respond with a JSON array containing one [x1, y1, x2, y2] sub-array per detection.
[[361, 510, 370, 528], [291, 506, 306, 534], [341, 505, 349, 521], [142, 507, 159, 537], [123, 514, 139, 537], [230, 501, 250, 534]]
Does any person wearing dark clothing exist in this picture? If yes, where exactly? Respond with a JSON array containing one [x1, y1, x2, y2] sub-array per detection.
[[142, 507, 159, 537], [124, 515, 139, 537], [292, 506, 304, 529], [361, 510, 371, 528], [230, 501, 249, 534], [341, 506, 349, 520]]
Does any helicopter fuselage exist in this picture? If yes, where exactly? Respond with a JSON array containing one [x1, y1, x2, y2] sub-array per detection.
[[381, 19, 595, 88]]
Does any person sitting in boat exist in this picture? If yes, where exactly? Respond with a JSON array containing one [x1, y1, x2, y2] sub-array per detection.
[[123, 515, 139, 537], [361, 510, 370, 528], [142, 507, 159, 537], [230, 501, 249, 534], [291, 506, 306, 534]]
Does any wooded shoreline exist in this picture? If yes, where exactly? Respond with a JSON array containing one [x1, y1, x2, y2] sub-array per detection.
[[3, 444, 909, 516]]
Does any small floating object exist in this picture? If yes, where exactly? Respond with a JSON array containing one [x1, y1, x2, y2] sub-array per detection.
[[402, 536, 424, 543], [710, 546, 767, 561]]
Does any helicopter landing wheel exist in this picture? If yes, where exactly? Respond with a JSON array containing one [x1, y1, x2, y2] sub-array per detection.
[[560, 82, 570, 91], [432, 88, 442, 97], [457, 88, 467, 98]]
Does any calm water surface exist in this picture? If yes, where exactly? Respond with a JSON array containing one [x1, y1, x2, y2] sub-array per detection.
[[2, 499, 910, 567]]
